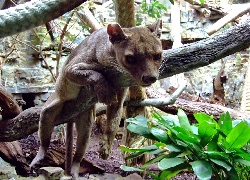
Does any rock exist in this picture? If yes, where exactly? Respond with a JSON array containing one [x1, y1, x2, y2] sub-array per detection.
[[33, 175, 46, 180], [89, 173, 122, 180], [117, 173, 143, 180], [0, 157, 18, 179], [39, 167, 64, 180]]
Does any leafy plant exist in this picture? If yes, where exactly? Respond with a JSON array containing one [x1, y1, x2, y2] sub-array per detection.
[[141, 0, 168, 19], [120, 110, 250, 180]]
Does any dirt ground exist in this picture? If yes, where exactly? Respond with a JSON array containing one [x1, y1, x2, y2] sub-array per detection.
[[19, 122, 197, 179]]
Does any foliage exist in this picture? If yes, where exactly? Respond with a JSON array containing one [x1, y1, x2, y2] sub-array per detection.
[[140, 0, 168, 19], [120, 110, 250, 180]]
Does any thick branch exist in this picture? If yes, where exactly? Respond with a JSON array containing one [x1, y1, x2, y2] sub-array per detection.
[[159, 18, 250, 79], [0, 0, 86, 38], [145, 87, 250, 120], [159, 98, 250, 120]]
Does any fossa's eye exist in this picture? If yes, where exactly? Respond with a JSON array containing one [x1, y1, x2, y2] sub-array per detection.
[[153, 54, 162, 61], [125, 55, 136, 65]]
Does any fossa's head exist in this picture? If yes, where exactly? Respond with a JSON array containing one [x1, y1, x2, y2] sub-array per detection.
[[107, 21, 163, 87]]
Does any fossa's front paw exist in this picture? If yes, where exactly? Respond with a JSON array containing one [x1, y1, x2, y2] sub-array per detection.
[[94, 80, 117, 104]]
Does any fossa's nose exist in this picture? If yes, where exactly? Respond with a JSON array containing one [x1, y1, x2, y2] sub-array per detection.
[[141, 75, 157, 84]]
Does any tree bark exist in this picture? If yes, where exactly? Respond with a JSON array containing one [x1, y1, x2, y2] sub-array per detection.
[[159, 18, 250, 79], [0, 0, 87, 38], [145, 87, 250, 121]]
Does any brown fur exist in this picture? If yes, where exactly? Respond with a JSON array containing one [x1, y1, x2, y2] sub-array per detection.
[[30, 21, 162, 178]]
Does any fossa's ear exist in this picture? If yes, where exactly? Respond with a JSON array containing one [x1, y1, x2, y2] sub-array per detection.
[[147, 19, 162, 38], [107, 23, 128, 44]]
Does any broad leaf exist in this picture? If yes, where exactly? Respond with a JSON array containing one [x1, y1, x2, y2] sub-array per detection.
[[190, 160, 212, 180], [142, 154, 168, 169], [173, 126, 201, 146], [225, 121, 250, 149], [165, 144, 182, 152], [177, 109, 192, 131], [153, 111, 174, 128], [235, 159, 250, 166], [150, 126, 169, 142], [207, 133, 219, 151], [210, 159, 232, 171], [162, 115, 179, 126], [126, 115, 148, 127], [225, 167, 239, 180], [158, 157, 186, 170], [159, 170, 182, 180], [127, 123, 156, 140], [194, 112, 213, 124], [235, 151, 250, 161], [120, 165, 143, 172], [205, 151, 230, 161], [198, 121, 217, 146], [218, 112, 232, 136]]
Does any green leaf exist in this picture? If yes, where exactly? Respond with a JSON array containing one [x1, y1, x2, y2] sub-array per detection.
[[205, 151, 230, 161], [127, 123, 156, 140], [218, 112, 232, 136], [147, 171, 160, 180], [235, 159, 250, 166], [177, 150, 193, 157], [159, 170, 182, 180], [150, 126, 169, 142], [172, 126, 201, 146], [235, 152, 250, 161], [190, 160, 212, 180], [126, 115, 148, 127], [125, 152, 144, 160], [225, 167, 239, 180], [198, 120, 218, 146], [210, 159, 232, 171], [145, 149, 167, 155], [177, 109, 192, 131], [119, 145, 158, 153], [199, 0, 205, 5], [158, 157, 186, 170], [169, 0, 174, 5], [207, 133, 219, 151], [166, 144, 182, 152], [142, 154, 168, 169], [225, 121, 250, 149], [194, 113, 213, 124], [153, 111, 174, 128], [120, 165, 143, 172]]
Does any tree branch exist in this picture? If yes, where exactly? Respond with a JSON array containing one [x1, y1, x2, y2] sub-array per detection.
[[206, 4, 250, 35], [0, 0, 87, 38], [127, 81, 187, 107], [159, 18, 250, 79]]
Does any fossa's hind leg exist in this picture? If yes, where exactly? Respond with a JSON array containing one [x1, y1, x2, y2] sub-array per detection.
[[71, 106, 95, 178], [30, 94, 64, 167]]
